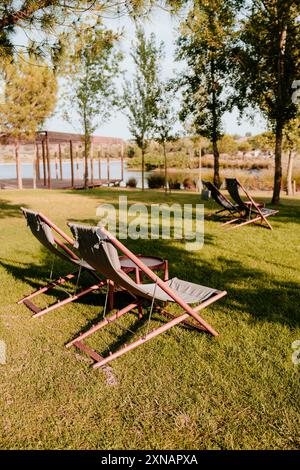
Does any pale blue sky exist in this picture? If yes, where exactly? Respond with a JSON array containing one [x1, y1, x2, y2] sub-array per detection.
[[47, 8, 266, 139]]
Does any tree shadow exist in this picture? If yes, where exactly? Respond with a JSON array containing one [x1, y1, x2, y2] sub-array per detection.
[[65, 243, 299, 360], [0, 248, 104, 307], [153, 244, 300, 330], [2, 196, 298, 355], [0, 199, 25, 219]]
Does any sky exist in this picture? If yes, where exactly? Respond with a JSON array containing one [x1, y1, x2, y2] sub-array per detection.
[[46, 8, 267, 139]]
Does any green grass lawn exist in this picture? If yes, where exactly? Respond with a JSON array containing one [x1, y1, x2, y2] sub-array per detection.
[[0, 188, 299, 450]]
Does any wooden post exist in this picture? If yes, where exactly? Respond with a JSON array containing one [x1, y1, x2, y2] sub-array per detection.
[[54, 152, 59, 180], [36, 142, 40, 180], [45, 133, 51, 189], [98, 147, 102, 180], [58, 144, 63, 180], [107, 147, 110, 184], [120, 142, 124, 183], [82, 149, 87, 186], [75, 149, 80, 179], [15, 139, 23, 190], [69, 140, 74, 188], [33, 145, 37, 189], [42, 140, 46, 186], [90, 141, 94, 185]]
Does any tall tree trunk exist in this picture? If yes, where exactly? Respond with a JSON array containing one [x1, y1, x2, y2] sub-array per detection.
[[272, 24, 287, 205], [90, 142, 94, 185], [83, 96, 89, 189], [84, 134, 89, 189], [286, 149, 294, 196], [197, 142, 202, 192], [211, 58, 220, 188], [212, 137, 220, 188], [163, 140, 168, 194], [141, 146, 145, 191], [15, 139, 22, 190], [272, 123, 283, 205]]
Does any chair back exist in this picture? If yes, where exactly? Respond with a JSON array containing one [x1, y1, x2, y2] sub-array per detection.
[[68, 223, 152, 299], [21, 208, 70, 262], [202, 181, 236, 210], [225, 178, 248, 210]]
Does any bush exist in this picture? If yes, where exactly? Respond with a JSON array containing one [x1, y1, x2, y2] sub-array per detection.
[[168, 176, 181, 190], [126, 177, 137, 188], [145, 162, 157, 171], [126, 146, 135, 158], [147, 173, 166, 189], [183, 177, 197, 190]]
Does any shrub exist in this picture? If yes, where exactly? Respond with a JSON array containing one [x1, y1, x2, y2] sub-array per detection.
[[147, 173, 165, 189], [126, 146, 135, 158], [168, 176, 181, 190], [126, 177, 137, 188], [183, 177, 197, 190], [218, 134, 238, 155], [145, 162, 157, 171]]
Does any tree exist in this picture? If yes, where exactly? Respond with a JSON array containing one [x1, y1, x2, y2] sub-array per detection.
[[0, 2, 157, 63], [63, 22, 121, 188], [176, 0, 238, 188], [123, 27, 162, 190], [153, 83, 178, 193], [249, 132, 275, 154], [284, 116, 300, 195], [0, 55, 57, 189], [218, 134, 238, 155], [232, 0, 300, 204], [237, 141, 252, 154]]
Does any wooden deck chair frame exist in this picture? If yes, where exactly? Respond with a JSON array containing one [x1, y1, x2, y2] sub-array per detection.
[[66, 225, 227, 369], [18, 210, 105, 317], [224, 179, 278, 230], [202, 180, 241, 221]]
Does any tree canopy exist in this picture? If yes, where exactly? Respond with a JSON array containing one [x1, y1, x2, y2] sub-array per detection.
[[176, 0, 239, 187], [122, 27, 163, 190], [231, 0, 300, 203], [0, 54, 57, 188], [63, 21, 121, 188]]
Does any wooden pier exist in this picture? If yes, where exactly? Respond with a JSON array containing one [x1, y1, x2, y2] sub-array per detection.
[[0, 178, 122, 190], [0, 131, 125, 190]]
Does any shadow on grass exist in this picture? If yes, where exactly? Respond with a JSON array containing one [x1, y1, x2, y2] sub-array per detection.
[[3, 229, 299, 332], [0, 249, 104, 307], [0, 198, 25, 219]]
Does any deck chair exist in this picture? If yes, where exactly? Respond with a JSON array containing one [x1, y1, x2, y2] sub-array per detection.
[[202, 180, 241, 220], [66, 223, 227, 369], [225, 178, 278, 230], [17, 208, 106, 317]]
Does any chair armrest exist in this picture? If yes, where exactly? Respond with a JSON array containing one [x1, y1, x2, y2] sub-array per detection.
[[244, 200, 265, 208]]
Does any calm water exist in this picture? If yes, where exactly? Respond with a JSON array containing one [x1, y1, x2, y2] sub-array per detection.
[[0, 160, 150, 188]]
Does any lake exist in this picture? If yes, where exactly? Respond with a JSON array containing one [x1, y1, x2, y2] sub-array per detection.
[[0, 160, 151, 188]]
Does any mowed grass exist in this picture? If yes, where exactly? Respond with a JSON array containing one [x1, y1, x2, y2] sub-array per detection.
[[0, 188, 299, 450]]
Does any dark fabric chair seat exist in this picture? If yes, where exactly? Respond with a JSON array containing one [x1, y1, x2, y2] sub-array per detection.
[[69, 223, 219, 304]]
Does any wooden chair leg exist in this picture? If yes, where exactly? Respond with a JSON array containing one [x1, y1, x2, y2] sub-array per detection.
[[93, 312, 191, 368], [66, 301, 142, 348], [221, 217, 242, 227], [108, 280, 115, 310], [17, 271, 79, 304], [163, 260, 169, 281], [32, 281, 105, 318], [92, 291, 227, 369]]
